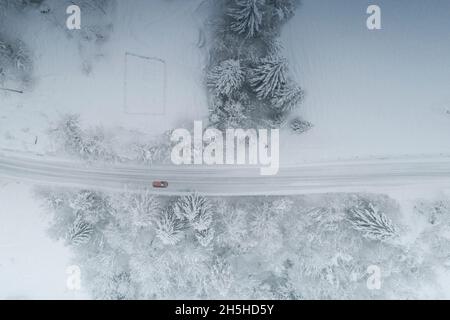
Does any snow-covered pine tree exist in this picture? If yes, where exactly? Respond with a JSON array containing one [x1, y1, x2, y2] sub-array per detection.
[[79, 127, 111, 161], [249, 55, 288, 99], [127, 191, 159, 228], [268, 109, 289, 128], [97, 271, 135, 300], [54, 114, 84, 155], [227, 0, 266, 38], [209, 96, 251, 129], [174, 193, 216, 247], [155, 208, 185, 245], [290, 117, 313, 134], [268, 0, 299, 23], [216, 207, 249, 252], [414, 200, 450, 226], [207, 59, 245, 96], [134, 132, 174, 165], [174, 193, 212, 222], [271, 84, 303, 112], [68, 218, 94, 246], [192, 207, 213, 232], [272, 197, 293, 213], [208, 257, 234, 298], [347, 202, 398, 241], [69, 190, 111, 225], [53, 115, 117, 161], [195, 228, 215, 247], [250, 204, 279, 233]]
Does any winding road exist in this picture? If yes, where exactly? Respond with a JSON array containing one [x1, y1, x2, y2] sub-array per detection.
[[1, 151, 450, 195]]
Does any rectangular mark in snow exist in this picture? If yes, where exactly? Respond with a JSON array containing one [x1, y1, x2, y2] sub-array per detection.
[[124, 52, 166, 115]]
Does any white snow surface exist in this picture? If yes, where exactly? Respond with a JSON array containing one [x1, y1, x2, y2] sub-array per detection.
[[0, 182, 88, 299], [279, 0, 450, 164]]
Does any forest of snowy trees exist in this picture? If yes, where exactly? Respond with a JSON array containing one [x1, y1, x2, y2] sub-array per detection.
[[206, 0, 308, 131], [36, 188, 450, 299]]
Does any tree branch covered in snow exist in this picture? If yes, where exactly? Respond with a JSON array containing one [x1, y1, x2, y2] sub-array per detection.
[[207, 59, 245, 96]]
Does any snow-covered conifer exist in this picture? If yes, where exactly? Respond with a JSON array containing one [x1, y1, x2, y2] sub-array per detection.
[[127, 191, 159, 228], [155, 208, 185, 245], [53, 115, 116, 161], [272, 198, 293, 213], [54, 114, 84, 153], [268, 0, 298, 22], [209, 96, 250, 129], [249, 55, 288, 99], [216, 208, 249, 252], [79, 127, 112, 161], [174, 194, 215, 245], [271, 84, 303, 111], [228, 0, 266, 38], [174, 193, 212, 224], [209, 257, 234, 297], [290, 117, 313, 134], [347, 202, 398, 241], [195, 228, 215, 247], [207, 59, 245, 96], [192, 208, 213, 232], [69, 190, 111, 225], [68, 218, 94, 246], [268, 110, 289, 128]]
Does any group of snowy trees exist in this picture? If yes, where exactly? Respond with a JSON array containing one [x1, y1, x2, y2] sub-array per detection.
[[40, 189, 225, 299], [133, 130, 176, 165], [52, 114, 177, 165], [51, 114, 118, 162], [38, 186, 447, 299], [206, 0, 309, 132]]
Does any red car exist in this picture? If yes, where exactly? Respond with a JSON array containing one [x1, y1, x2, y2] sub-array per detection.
[[152, 181, 169, 188]]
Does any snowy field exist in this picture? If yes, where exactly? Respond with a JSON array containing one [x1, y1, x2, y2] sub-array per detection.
[[0, 182, 88, 299], [280, 0, 450, 164]]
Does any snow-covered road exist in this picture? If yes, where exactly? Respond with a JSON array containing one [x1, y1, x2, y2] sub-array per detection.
[[1, 151, 450, 196]]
